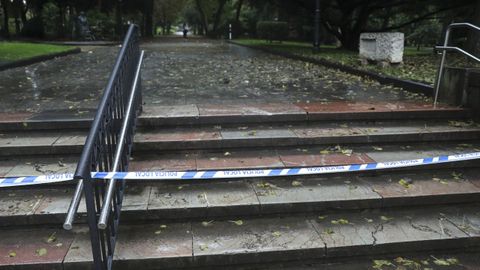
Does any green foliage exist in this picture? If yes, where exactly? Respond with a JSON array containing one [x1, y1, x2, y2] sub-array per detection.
[[0, 42, 75, 62], [86, 9, 116, 40], [21, 17, 45, 38], [41, 2, 60, 37], [257, 21, 289, 42]]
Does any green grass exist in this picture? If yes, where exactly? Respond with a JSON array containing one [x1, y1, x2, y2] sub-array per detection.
[[235, 39, 439, 84], [0, 42, 75, 62]]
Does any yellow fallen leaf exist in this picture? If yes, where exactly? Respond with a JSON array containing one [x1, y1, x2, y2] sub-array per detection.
[[35, 248, 47, 256], [272, 231, 282, 237], [46, 232, 57, 243], [229, 220, 244, 226], [380, 216, 393, 221], [8, 251, 16, 257], [160, 225, 167, 229], [291, 180, 302, 187], [398, 179, 412, 189], [199, 244, 208, 251], [201, 221, 214, 227]]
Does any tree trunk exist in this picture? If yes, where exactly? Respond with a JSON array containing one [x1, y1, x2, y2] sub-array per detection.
[[235, 0, 244, 24], [0, 0, 9, 37], [212, 0, 227, 35], [115, 1, 122, 39], [144, 0, 153, 38], [468, 0, 480, 55], [57, 4, 65, 38], [195, 0, 208, 36]]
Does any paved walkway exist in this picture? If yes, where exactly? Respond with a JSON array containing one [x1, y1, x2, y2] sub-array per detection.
[[0, 38, 431, 113]]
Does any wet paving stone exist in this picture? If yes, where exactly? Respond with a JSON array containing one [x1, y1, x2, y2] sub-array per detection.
[[0, 158, 17, 177], [192, 216, 324, 265], [196, 150, 284, 170], [278, 147, 373, 167], [148, 180, 259, 219], [251, 176, 381, 213], [5, 155, 77, 177], [0, 227, 75, 269], [0, 39, 432, 113], [311, 206, 470, 257], [129, 153, 197, 171], [359, 170, 480, 207], [0, 189, 46, 225]]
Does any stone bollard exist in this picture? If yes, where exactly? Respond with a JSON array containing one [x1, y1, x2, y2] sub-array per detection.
[[359, 32, 404, 67]]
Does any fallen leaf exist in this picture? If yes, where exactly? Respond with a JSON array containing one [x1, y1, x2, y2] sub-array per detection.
[[380, 216, 393, 221], [331, 219, 349, 225], [201, 221, 214, 227], [323, 228, 335, 235], [291, 180, 302, 187], [46, 232, 57, 243], [8, 251, 16, 258], [272, 231, 282, 237], [372, 259, 393, 269], [35, 248, 47, 256], [229, 220, 244, 226], [199, 244, 208, 251], [398, 178, 412, 189], [372, 146, 383, 151]]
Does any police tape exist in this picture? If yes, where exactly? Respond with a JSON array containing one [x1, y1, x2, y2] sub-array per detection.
[[1, 152, 480, 188]]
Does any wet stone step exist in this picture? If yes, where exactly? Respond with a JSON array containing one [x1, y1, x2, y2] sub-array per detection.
[[165, 249, 480, 270], [0, 102, 470, 131], [1, 142, 479, 179], [1, 204, 479, 270], [0, 120, 479, 155], [2, 168, 480, 227]]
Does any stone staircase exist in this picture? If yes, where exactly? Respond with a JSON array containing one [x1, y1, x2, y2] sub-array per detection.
[[1, 101, 480, 270]]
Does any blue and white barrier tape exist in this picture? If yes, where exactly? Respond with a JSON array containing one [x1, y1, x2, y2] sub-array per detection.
[[1, 152, 480, 188]]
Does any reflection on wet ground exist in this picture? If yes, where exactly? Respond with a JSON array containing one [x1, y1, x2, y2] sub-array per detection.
[[0, 39, 430, 113]]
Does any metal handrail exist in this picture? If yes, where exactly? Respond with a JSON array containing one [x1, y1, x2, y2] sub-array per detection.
[[98, 50, 144, 229], [434, 22, 480, 107], [63, 24, 139, 231], [62, 24, 142, 270]]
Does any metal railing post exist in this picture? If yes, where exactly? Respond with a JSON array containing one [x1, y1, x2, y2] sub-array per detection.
[[433, 28, 451, 108], [98, 50, 145, 230], [433, 22, 480, 108]]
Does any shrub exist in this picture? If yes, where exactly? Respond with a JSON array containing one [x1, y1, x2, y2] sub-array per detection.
[[21, 17, 45, 38], [256, 21, 288, 42]]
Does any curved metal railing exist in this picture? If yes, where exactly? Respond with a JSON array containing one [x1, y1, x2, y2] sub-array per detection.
[[434, 22, 480, 107]]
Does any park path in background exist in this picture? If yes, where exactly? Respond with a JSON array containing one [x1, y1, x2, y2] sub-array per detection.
[[0, 38, 430, 113]]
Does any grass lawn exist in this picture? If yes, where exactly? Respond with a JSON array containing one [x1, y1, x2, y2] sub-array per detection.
[[234, 39, 439, 84], [0, 42, 75, 62]]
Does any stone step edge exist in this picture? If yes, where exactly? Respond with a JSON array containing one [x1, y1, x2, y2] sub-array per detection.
[[0, 107, 470, 131], [1, 129, 479, 156], [2, 168, 479, 227], [2, 204, 479, 270]]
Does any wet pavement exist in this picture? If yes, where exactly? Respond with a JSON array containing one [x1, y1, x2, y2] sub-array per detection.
[[0, 38, 431, 113]]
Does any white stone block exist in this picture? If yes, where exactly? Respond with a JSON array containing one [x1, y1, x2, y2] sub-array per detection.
[[359, 32, 404, 63]]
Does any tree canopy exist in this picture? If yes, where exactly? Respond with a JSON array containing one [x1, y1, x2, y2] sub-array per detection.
[[0, 0, 478, 51]]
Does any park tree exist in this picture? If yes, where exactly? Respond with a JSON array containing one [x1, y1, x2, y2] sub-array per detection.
[[155, 0, 187, 35]]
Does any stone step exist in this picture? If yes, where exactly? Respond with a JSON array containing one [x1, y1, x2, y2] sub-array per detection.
[[1, 142, 479, 178], [0, 120, 479, 156], [1, 204, 479, 270], [2, 167, 480, 227], [0, 102, 469, 131]]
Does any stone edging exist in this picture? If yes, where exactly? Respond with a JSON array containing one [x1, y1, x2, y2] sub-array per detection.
[[229, 41, 434, 96], [0, 47, 81, 72]]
